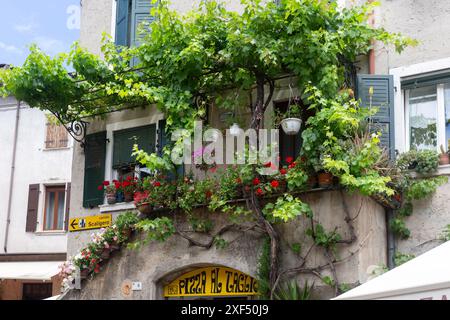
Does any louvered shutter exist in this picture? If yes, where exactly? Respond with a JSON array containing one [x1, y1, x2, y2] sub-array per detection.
[[26, 184, 40, 232], [83, 132, 107, 208], [130, 0, 157, 65], [115, 0, 131, 46], [357, 74, 395, 159], [64, 183, 71, 231]]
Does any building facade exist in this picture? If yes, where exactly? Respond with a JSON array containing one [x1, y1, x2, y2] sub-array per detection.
[[62, 0, 450, 300], [0, 92, 73, 300]]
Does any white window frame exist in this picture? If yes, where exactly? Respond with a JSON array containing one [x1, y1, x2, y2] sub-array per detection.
[[390, 57, 450, 153], [104, 113, 164, 188]]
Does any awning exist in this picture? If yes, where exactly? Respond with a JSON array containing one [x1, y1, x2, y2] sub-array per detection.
[[0, 261, 63, 281], [334, 240, 450, 300]]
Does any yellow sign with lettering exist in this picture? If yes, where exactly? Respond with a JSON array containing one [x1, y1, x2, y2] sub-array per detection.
[[164, 266, 258, 297], [69, 214, 112, 232]]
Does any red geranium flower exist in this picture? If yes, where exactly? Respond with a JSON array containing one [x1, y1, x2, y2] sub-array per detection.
[[97, 185, 103, 191], [280, 168, 287, 175], [236, 178, 242, 184], [255, 188, 264, 196], [288, 162, 297, 169], [122, 181, 131, 187], [114, 181, 121, 189], [286, 156, 294, 164], [94, 264, 100, 273], [264, 162, 272, 168], [205, 190, 213, 198], [252, 178, 260, 186], [271, 180, 279, 188], [126, 176, 133, 181], [102, 181, 110, 186], [153, 181, 161, 187]]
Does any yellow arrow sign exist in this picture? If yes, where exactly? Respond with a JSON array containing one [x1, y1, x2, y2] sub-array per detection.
[[69, 214, 112, 232]]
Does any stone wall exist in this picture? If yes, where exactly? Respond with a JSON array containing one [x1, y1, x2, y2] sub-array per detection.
[[64, 190, 386, 300]]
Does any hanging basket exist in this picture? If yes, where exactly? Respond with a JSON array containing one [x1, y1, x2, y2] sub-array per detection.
[[280, 118, 302, 135]]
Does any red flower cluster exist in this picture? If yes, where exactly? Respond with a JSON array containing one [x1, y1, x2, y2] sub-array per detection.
[[255, 188, 264, 196], [270, 180, 279, 188], [280, 168, 287, 175], [153, 181, 161, 187], [252, 178, 260, 186]]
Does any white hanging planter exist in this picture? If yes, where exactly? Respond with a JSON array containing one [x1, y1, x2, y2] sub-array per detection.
[[280, 118, 302, 135], [229, 123, 241, 136]]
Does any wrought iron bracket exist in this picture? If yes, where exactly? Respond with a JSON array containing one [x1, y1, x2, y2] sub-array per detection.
[[66, 120, 88, 149]]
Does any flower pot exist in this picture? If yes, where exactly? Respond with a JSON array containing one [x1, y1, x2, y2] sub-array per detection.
[[116, 191, 125, 203], [318, 172, 333, 188], [124, 191, 134, 202], [136, 202, 152, 215], [106, 193, 116, 205], [307, 175, 318, 189], [280, 118, 302, 135], [439, 153, 450, 165]]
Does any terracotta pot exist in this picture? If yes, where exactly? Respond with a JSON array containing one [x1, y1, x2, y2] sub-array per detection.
[[318, 172, 333, 188], [136, 202, 152, 215], [307, 175, 318, 189], [124, 191, 134, 202], [439, 153, 450, 165], [106, 193, 116, 205]]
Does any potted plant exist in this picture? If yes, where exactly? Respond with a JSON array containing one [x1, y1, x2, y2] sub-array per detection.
[[99, 181, 117, 205], [133, 190, 152, 215], [113, 180, 124, 203], [439, 145, 450, 165], [317, 171, 334, 188], [280, 103, 302, 136], [122, 177, 137, 202]]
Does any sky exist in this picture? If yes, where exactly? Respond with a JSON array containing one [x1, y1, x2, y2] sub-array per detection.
[[0, 0, 80, 66]]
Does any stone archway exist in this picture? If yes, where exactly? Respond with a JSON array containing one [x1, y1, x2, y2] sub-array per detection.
[[156, 264, 259, 300]]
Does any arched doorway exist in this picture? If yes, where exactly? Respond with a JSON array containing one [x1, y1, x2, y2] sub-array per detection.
[[161, 265, 258, 300]]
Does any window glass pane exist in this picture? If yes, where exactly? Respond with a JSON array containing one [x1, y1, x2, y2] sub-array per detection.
[[409, 85, 437, 150], [57, 191, 65, 230], [444, 84, 450, 150], [45, 192, 55, 230]]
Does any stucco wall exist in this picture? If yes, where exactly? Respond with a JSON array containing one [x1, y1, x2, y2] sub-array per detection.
[[0, 102, 71, 254], [373, 0, 450, 74], [64, 190, 386, 300]]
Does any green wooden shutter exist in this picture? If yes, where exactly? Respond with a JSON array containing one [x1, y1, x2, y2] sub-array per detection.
[[115, 0, 131, 46], [158, 119, 184, 179], [113, 124, 156, 168], [131, 0, 156, 47], [130, 0, 157, 65], [357, 74, 395, 159], [83, 132, 107, 208]]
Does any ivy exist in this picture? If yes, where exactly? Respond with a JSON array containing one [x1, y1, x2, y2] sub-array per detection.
[[263, 194, 313, 223]]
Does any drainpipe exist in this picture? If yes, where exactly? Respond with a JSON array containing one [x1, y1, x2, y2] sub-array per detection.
[[4, 100, 21, 253], [386, 208, 396, 269]]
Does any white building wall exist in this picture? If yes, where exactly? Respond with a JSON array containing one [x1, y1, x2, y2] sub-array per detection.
[[0, 100, 72, 254]]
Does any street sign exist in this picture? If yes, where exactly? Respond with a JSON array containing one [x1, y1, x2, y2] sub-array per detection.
[[69, 214, 112, 232]]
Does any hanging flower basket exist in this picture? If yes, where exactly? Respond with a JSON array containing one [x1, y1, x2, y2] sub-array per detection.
[[280, 118, 302, 135]]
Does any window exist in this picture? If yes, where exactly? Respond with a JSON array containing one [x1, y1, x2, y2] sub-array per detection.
[[45, 123, 68, 149], [404, 81, 450, 151], [43, 186, 66, 231]]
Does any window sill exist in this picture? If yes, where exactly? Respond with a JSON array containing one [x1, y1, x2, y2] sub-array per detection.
[[99, 202, 136, 213], [410, 164, 450, 178], [42, 146, 71, 151], [34, 230, 67, 236]]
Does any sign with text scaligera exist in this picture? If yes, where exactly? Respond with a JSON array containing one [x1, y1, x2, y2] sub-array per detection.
[[69, 214, 112, 232], [164, 266, 258, 297]]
